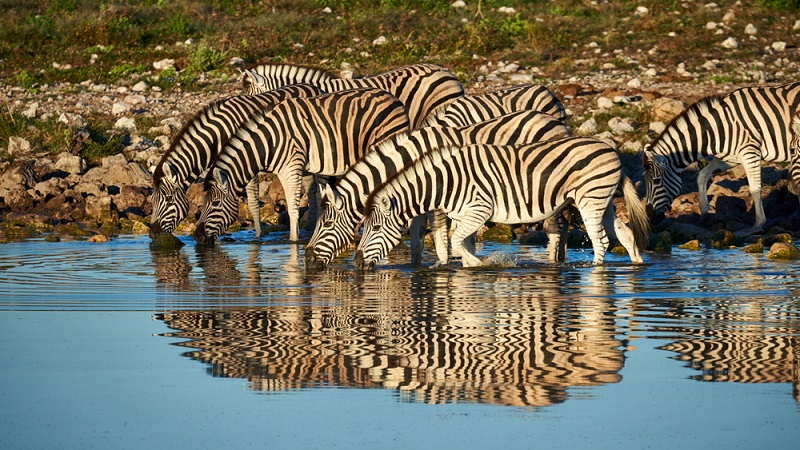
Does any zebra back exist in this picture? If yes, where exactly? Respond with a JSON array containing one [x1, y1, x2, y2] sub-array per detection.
[[153, 84, 323, 189], [212, 87, 411, 194], [422, 84, 566, 128], [241, 64, 337, 94]]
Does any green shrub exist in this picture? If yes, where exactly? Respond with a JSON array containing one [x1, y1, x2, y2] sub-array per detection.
[[187, 44, 225, 73]]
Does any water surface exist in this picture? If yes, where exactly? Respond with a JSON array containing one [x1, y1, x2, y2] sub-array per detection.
[[1, 233, 798, 449]]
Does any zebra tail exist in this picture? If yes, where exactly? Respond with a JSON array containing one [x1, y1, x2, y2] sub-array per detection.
[[621, 176, 651, 252]]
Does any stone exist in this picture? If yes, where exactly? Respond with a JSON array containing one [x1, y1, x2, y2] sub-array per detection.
[[102, 153, 128, 168], [721, 37, 738, 49], [150, 232, 185, 250], [651, 97, 685, 122], [21, 102, 38, 119], [153, 59, 175, 71], [481, 223, 514, 243], [627, 77, 641, 89], [372, 36, 387, 46], [58, 113, 86, 129], [597, 97, 615, 109], [229, 57, 245, 66], [114, 117, 136, 130], [772, 41, 787, 52], [608, 117, 634, 134], [7, 137, 31, 156], [518, 230, 548, 245], [451, 1, 466, 9], [87, 234, 109, 243], [679, 239, 701, 251], [124, 94, 147, 105], [132, 81, 148, 92], [55, 153, 87, 175], [112, 103, 129, 115], [745, 23, 757, 35], [577, 118, 598, 135], [766, 242, 800, 260], [649, 121, 666, 135], [652, 231, 672, 253], [742, 242, 764, 253], [708, 229, 740, 249], [3, 186, 34, 212]]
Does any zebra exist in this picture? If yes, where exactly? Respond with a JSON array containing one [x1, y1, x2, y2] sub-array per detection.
[[643, 81, 800, 231], [787, 110, 800, 195], [304, 110, 571, 269], [421, 84, 567, 128], [353, 137, 650, 270], [149, 84, 323, 239], [194, 87, 410, 244], [242, 63, 464, 129]]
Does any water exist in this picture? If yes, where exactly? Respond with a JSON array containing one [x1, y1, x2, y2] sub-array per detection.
[[1, 232, 799, 449]]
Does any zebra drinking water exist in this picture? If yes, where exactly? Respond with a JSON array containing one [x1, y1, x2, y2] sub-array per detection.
[[149, 84, 323, 239], [193, 88, 410, 243], [353, 137, 650, 270], [643, 81, 800, 231], [304, 110, 570, 269], [242, 63, 464, 130]]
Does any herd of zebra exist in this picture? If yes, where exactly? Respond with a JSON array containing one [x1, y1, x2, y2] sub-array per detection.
[[148, 62, 800, 270]]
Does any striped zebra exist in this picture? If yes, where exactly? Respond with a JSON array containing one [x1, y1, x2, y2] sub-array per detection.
[[194, 88, 410, 243], [353, 137, 650, 269], [422, 84, 566, 127], [643, 81, 800, 231], [787, 110, 800, 195], [149, 84, 323, 239], [305, 110, 570, 269], [243, 63, 464, 129]]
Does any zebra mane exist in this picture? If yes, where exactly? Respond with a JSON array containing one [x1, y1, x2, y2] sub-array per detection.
[[241, 63, 338, 91], [153, 96, 233, 184], [648, 94, 726, 154], [419, 101, 452, 128]]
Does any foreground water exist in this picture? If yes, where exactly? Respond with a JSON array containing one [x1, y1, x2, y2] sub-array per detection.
[[1, 232, 799, 449]]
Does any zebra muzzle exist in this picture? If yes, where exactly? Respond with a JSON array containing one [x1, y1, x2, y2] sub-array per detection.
[[304, 246, 326, 270], [353, 250, 374, 271], [193, 222, 216, 246]]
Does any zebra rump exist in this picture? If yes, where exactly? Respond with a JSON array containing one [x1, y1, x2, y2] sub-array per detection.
[[354, 137, 650, 269]]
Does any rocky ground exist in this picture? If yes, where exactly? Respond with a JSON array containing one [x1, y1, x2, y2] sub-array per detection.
[[1, 58, 799, 258]]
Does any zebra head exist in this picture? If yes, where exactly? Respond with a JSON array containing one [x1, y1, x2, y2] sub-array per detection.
[[240, 68, 265, 95], [642, 149, 681, 225], [194, 168, 240, 245], [353, 194, 404, 271], [305, 182, 357, 270], [150, 163, 189, 239], [788, 111, 800, 196]]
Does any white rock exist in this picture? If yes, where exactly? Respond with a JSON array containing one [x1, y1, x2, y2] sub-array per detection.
[[597, 97, 615, 109], [153, 58, 175, 71], [644, 68, 658, 77], [184, 38, 194, 45], [634, 6, 648, 16], [155, 45, 165, 51], [372, 36, 387, 46], [451, 0, 466, 8], [509, 74, 534, 84], [608, 117, 634, 134], [794, 19, 800, 31], [124, 94, 147, 105], [721, 37, 738, 49], [745, 23, 757, 35], [112, 103, 129, 115], [21, 102, 38, 119], [498, 7, 517, 14], [114, 117, 136, 131], [322, 7, 332, 13], [722, 10, 735, 22], [772, 41, 787, 52], [578, 118, 598, 135], [102, 153, 128, 168], [649, 121, 666, 135], [627, 77, 641, 88], [58, 113, 86, 129], [706, 22, 717, 30], [622, 141, 643, 152], [8, 137, 31, 155], [340, 70, 354, 79], [229, 57, 245, 66], [704, 3, 719, 9], [132, 81, 148, 92], [55, 153, 87, 175]]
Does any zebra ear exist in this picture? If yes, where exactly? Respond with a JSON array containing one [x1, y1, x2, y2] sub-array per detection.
[[166, 163, 180, 184], [378, 194, 394, 212], [791, 111, 800, 137], [212, 167, 230, 192]]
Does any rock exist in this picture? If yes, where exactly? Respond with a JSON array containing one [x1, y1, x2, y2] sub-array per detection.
[[762, 233, 793, 247], [627, 77, 641, 88], [153, 59, 175, 71], [679, 239, 701, 251], [649, 121, 666, 135], [229, 57, 245, 66], [518, 230, 548, 245], [85, 195, 118, 222], [87, 234, 109, 243], [124, 94, 146, 105], [112, 103, 129, 115], [567, 228, 591, 248], [58, 113, 86, 129], [132, 81, 148, 92], [131, 220, 150, 235], [2, 186, 35, 212], [608, 117, 634, 134], [55, 153, 87, 175], [372, 36, 387, 46], [451, 1, 466, 9], [772, 41, 787, 52], [766, 242, 800, 260], [742, 242, 764, 253], [577, 118, 598, 134], [708, 229, 740, 249], [481, 223, 513, 243], [794, 19, 800, 31], [102, 153, 128, 168], [652, 231, 672, 253], [82, 161, 152, 188], [667, 222, 715, 243], [7, 137, 31, 156], [650, 97, 684, 122], [745, 23, 758, 35], [634, 6, 648, 16], [596, 97, 615, 109], [114, 117, 136, 130], [150, 232, 185, 250], [21, 102, 38, 119], [721, 37, 738, 49]]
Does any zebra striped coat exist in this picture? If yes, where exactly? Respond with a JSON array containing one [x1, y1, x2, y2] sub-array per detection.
[[194, 88, 410, 243], [149, 84, 323, 239], [353, 138, 650, 269], [305, 110, 570, 269], [422, 84, 567, 127], [787, 111, 800, 195], [643, 81, 800, 230], [242, 63, 464, 129]]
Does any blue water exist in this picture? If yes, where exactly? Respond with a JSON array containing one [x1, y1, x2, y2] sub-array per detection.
[[1, 233, 798, 449]]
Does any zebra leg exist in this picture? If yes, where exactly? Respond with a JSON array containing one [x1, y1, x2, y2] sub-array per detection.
[[430, 210, 450, 267], [409, 215, 426, 266], [303, 174, 319, 232], [697, 158, 736, 216], [580, 206, 610, 265], [544, 213, 567, 263], [740, 151, 766, 230], [451, 207, 491, 268], [277, 172, 303, 242], [245, 176, 262, 238]]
